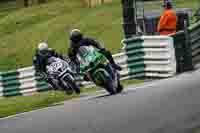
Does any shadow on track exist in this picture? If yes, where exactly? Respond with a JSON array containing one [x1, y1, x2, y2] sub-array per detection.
[[90, 93, 111, 100], [88, 90, 131, 100]]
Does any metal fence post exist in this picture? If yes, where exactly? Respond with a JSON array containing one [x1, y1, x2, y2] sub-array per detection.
[[183, 19, 194, 71], [121, 0, 137, 38]]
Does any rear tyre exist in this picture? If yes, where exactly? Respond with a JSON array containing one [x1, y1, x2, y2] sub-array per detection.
[[116, 82, 124, 93], [105, 80, 116, 95]]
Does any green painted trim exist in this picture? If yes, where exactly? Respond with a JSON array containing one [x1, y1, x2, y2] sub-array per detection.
[[2, 85, 22, 93], [1, 80, 21, 88], [128, 61, 146, 68], [123, 37, 145, 79], [125, 43, 143, 51], [1, 71, 22, 97], [127, 55, 145, 62], [0, 75, 20, 82], [3, 90, 23, 97], [128, 67, 146, 74], [127, 51, 145, 58], [0, 70, 19, 77], [122, 36, 143, 43], [0, 72, 2, 81], [126, 48, 145, 55]]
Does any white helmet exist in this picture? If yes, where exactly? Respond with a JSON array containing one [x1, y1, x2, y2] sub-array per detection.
[[38, 42, 49, 56], [38, 42, 48, 51]]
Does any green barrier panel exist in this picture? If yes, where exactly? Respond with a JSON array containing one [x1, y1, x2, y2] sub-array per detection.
[[1, 80, 21, 88], [3, 90, 23, 97], [2, 85, 22, 93], [1, 71, 22, 97], [123, 36, 145, 79]]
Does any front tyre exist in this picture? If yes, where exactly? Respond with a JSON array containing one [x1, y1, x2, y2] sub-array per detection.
[[93, 69, 116, 95], [62, 74, 80, 95], [71, 82, 81, 94]]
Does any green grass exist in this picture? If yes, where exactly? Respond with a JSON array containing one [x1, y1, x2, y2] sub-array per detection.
[[0, 79, 143, 118], [0, 1, 19, 18], [193, 128, 199, 133], [0, 87, 97, 118], [191, 127, 200, 133], [0, 0, 123, 71], [0, 91, 76, 118]]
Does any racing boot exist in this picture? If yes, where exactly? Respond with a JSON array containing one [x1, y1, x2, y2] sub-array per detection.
[[100, 48, 122, 71]]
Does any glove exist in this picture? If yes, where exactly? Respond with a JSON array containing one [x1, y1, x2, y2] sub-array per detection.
[[63, 57, 71, 63], [83, 74, 90, 81], [99, 48, 106, 52]]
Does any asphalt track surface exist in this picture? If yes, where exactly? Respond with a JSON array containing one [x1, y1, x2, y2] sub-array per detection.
[[1, 69, 200, 133]]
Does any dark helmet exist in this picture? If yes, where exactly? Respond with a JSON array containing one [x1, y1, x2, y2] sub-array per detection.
[[163, 0, 172, 9], [69, 29, 83, 43]]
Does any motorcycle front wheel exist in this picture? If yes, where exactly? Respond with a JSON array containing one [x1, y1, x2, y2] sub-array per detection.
[[62, 75, 81, 95], [92, 69, 117, 95]]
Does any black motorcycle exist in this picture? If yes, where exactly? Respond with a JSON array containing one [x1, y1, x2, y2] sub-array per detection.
[[46, 57, 80, 94]]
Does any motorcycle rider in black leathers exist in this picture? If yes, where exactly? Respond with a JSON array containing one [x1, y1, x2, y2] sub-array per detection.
[[68, 29, 122, 81], [33, 42, 80, 94]]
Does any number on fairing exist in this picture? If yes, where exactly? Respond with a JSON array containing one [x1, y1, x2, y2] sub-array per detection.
[[51, 62, 62, 71]]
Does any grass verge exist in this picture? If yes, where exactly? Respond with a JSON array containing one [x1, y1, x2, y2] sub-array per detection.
[[191, 127, 200, 133], [0, 79, 143, 118]]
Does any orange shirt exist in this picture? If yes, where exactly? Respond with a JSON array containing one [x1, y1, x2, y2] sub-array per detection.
[[157, 9, 177, 35]]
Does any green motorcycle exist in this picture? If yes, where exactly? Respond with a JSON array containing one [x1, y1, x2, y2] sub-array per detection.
[[77, 46, 123, 94]]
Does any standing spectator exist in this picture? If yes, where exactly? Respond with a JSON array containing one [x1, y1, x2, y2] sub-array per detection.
[[157, 0, 177, 35]]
